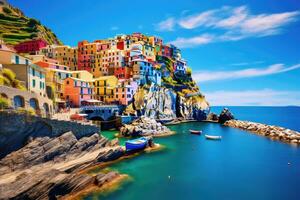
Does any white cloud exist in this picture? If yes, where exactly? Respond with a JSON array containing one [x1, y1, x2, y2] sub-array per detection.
[[155, 17, 175, 31], [178, 9, 218, 29], [170, 34, 214, 48], [205, 89, 300, 106], [110, 26, 119, 31], [229, 61, 264, 66], [193, 63, 300, 82], [160, 6, 299, 48]]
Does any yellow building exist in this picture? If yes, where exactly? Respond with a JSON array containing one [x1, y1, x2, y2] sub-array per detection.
[[70, 70, 93, 81], [53, 45, 78, 71], [93, 75, 118, 103]]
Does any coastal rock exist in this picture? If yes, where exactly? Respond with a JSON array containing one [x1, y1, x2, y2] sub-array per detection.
[[0, 168, 107, 200], [96, 148, 124, 162], [0, 131, 110, 174], [95, 171, 119, 187], [218, 108, 235, 124], [120, 116, 172, 137], [206, 112, 219, 121], [224, 120, 300, 145], [126, 85, 209, 121]]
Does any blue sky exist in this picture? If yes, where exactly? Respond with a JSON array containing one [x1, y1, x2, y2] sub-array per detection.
[[9, 0, 300, 106]]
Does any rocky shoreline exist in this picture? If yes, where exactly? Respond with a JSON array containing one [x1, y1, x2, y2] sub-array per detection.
[[0, 128, 161, 199], [119, 117, 174, 137], [224, 120, 300, 145]]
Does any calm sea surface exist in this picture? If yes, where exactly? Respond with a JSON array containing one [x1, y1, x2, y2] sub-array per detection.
[[84, 106, 300, 200]]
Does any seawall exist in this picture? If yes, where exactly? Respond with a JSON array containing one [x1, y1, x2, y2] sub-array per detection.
[[0, 111, 100, 158], [224, 120, 300, 145]]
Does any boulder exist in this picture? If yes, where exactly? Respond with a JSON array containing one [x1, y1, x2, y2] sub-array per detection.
[[206, 112, 219, 121], [96, 148, 124, 162], [218, 108, 235, 124], [95, 171, 119, 187]]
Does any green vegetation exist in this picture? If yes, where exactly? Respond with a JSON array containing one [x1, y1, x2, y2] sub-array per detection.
[[16, 107, 36, 115], [0, 68, 26, 90], [0, 4, 62, 45], [2, 6, 11, 14], [0, 96, 10, 109]]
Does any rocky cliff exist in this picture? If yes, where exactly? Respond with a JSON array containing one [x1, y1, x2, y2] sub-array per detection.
[[126, 84, 209, 121]]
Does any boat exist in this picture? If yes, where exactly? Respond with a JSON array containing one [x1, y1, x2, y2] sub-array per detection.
[[125, 137, 148, 151], [189, 130, 202, 135], [205, 135, 222, 140]]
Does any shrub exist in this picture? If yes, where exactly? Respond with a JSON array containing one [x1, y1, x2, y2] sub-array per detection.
[[0, 97, 11, 110], [16, 107, 36, 115], [2, 7, 12, 14], [28, 18, 40, 27]]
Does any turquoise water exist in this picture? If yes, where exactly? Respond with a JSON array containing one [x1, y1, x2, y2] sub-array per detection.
[[85, 107, 300, 200]]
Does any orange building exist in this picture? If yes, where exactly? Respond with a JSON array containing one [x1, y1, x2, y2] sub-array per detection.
[[63, 77, 93, 107]]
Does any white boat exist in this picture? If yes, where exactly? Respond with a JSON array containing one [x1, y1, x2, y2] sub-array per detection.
[[205, 135, 222, 140]]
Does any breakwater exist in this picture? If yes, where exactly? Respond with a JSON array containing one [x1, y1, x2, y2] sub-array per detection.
[[224, 120, 300, 144]]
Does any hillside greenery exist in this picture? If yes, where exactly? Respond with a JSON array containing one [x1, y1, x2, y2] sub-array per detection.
[[0, 3, 62, 45]]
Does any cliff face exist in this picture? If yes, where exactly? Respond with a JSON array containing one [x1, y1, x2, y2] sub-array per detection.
[[127, 84, 209, 121], [0, 2, 62, 45]]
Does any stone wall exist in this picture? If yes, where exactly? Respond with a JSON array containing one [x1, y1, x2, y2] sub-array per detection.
[[0, 111, 100, 158], [0, 85, 53, 117]]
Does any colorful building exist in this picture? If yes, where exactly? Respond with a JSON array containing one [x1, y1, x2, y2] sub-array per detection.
[[114, 66, 132, 79], [27, 55, 59, 64], [0, 41, 32, 65], [14, 39, 48, 54], [114, 79, 138, 105], [63, 77, 93, 107], [93, 76, 118, 103], [3, 63, 47, 97]]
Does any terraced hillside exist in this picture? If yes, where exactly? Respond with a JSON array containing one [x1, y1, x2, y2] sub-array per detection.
[[0, 1, 62, 45]]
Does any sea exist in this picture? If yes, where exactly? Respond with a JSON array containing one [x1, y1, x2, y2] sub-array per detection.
[[84, 106, 300, 200]]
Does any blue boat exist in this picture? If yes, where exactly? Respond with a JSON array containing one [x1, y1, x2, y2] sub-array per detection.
[[125, 137, 148, 152]]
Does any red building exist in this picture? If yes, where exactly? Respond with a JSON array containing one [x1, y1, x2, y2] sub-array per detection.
[[114, 66, 132, 79], [117, 41, 124, 50], [162, 45, 172, 58], [14, 39, 48, 54]]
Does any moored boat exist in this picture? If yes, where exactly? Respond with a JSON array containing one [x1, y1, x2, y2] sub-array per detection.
[[205, 135, 222, 140], [125, 137, 148, 151], [189, 130, 202, 135]]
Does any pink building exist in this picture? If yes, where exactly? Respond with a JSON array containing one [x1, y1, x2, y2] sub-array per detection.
[[63, 77, 93, 107], [14, 39, 48, 54], [114, 79, 138, 105]]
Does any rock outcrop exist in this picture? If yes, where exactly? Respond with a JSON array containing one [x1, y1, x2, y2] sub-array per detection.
[[144, 85, 177, 120], [0, 169, 121, 200], [218, 108, 235, 124], [120, 116, 172, 137], [127, 84, 209, 122], [0, 131, 112, 174], [206, 112, 219, 121], [224, 120, 300, 145], [0, 130, 125, 200]]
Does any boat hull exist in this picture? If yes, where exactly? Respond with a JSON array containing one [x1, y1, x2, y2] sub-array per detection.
[[189, 130, 202, 135], [125, 137, 148, 151], [205, 135, 222, 140]]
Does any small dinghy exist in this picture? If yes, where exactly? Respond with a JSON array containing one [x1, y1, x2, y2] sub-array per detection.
[[205, 135, 222, 140], [125, 137, 148, 152], [189, 130, 202, 135]]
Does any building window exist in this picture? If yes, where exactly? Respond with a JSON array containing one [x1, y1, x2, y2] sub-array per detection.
[[66, 80, 69, 85], [40, 81, 42, 89], [32, 68, 35, 76], [15, 55, 19, 64], [32, 79, 36, 87]]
